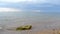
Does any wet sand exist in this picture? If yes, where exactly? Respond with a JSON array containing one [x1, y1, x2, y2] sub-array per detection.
[[1, 27, 60, 34], [1, 22, 60, 34]]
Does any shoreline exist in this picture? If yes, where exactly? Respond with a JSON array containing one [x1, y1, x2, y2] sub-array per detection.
[[1, 28, 60, 34]]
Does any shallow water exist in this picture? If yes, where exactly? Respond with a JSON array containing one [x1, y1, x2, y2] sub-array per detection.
[[0, 12, 60, 34]]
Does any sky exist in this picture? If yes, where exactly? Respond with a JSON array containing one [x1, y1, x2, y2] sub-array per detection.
[[0, 0, 60, 12]]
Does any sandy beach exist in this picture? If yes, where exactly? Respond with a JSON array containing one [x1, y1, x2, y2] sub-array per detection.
[[1, 28, 60, 34]]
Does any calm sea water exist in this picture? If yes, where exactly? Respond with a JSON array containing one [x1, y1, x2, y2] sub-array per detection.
[[0, 12, 60, 34]]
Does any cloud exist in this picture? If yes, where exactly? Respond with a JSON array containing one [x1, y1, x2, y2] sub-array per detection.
[[0, 0, 26, 3], [0, 0, 48, 4], [0, 0, 60, 5], [44, 0, 60, 5], [24, 0, 60, 5], [33, 0, 60, 5], [0, 0, 34, 3], [0, 7, 21, 12], [0, 0, 60, 11]]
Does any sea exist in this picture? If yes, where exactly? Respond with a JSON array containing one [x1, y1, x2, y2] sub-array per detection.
[[0, 12, 60, 34]]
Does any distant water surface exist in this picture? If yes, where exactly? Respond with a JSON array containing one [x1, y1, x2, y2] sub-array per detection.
[[0, 12, 60, 34]]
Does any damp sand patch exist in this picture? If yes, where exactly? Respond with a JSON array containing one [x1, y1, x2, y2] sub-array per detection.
[[6, 25, 32, 31]]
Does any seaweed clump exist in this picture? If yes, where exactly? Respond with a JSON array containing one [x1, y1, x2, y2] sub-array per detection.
[[16, 25, 32, 30]]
